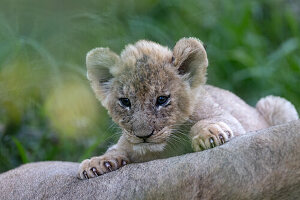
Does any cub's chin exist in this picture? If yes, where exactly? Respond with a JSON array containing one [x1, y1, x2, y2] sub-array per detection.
[[132, 142, 166, 155]]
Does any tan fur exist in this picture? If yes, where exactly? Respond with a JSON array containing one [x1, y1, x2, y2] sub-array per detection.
[[256, 95, 299, 126], [78, 37, 299, 179]]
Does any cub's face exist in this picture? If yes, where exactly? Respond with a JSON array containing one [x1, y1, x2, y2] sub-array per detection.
[[107, 58, 192, 150], [86, 38, 208, 152]]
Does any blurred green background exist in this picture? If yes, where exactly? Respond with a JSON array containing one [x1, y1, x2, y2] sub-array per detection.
[[0, 0, 299, 173]]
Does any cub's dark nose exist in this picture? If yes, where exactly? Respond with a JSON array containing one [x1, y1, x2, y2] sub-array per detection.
[[135, 130, 154, 139]]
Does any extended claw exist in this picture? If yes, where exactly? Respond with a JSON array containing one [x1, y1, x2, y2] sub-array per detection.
[[225, 130, 231, 138], [104, 161, 112, 172], [83, 170, 89, 179], [219, 134, 225, 144], [91, 167, 99, 176], [209, 137, 215, 148], [121, 160, 127, 166]]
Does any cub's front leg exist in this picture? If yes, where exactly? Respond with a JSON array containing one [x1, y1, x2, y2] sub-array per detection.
[[78, 144, 129, 180], [190, 115, 245, 151]]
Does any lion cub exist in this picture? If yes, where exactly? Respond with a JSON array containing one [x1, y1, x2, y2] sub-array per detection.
[[78, 37, 298, 179]]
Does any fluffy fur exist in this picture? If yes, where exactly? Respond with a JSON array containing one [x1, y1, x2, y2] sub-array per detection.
[[78, 37, 298, 179]]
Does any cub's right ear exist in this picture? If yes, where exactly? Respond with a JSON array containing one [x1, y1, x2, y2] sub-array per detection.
[[86, 48, 120, 105], [173, 37, 208, 88]]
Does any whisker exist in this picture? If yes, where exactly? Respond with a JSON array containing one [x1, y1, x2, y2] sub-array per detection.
[[171, 132, 190, 144], [171, 134, 189, 144], [166, 140, 177, 152]]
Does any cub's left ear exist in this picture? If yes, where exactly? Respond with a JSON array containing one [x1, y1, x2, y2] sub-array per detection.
[[172, 37, 208, 88]]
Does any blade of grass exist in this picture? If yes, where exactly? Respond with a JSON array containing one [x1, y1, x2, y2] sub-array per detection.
[[12, 137, 30, 164]]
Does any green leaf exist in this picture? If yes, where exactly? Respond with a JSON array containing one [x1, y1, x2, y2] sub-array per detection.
[[12, 137, 30, 164]]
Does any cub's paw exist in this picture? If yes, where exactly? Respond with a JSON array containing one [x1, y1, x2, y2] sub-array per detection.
[[191, 122, 234, 151], [78, 154, 129, 180]]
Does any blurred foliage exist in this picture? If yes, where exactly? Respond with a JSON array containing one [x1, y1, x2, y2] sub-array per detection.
[[0, 0, 299, 173]]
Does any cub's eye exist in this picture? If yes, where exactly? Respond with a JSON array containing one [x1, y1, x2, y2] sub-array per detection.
[[156, 95, 170, 106], [119, 98, 131, 108]]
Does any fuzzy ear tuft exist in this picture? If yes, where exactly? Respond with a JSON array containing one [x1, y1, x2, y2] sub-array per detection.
[[172, 37, 208, 88], [86, 47, 120, 105]]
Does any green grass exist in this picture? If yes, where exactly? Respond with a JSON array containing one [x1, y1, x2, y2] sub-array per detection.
[[12, 137, 30, 163], [0, 0, 299, 173]]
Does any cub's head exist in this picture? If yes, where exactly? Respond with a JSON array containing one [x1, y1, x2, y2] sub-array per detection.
[[86, 37, 208, 152]]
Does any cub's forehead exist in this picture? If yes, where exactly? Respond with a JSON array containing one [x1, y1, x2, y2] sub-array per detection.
[[112, 40, 182, 99], [116, 61, 175, 97], [120, 40, 173, 69]]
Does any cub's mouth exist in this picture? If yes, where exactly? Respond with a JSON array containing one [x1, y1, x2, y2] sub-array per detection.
[[124, 127, 171, 150], [134, 129, 154, 143]]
